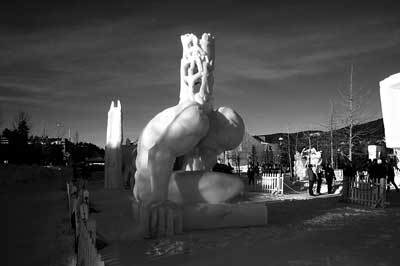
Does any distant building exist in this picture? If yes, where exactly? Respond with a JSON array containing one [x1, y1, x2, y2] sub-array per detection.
[[218, 132, 281, 173]]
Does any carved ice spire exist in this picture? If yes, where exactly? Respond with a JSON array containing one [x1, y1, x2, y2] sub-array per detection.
[[106, 100, 122, 149], [179, 33, 215, 110], [105, 100, 123, 189]]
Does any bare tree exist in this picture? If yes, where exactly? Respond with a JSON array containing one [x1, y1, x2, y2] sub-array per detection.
[[317, 100, 339, 168], [328, 101, 337, 168], [337, 65, 378, 162]]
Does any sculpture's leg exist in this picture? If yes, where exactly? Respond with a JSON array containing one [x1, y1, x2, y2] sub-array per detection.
[[134, 149, 184, 238], [133, 103, 210, 238]]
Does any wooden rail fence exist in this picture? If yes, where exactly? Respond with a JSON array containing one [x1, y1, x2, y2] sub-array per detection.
[[348, 176, 387, 208], [67, 181, 105, 266]]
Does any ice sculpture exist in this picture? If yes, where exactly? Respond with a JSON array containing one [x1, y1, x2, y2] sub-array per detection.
[[133, 33, 245, 237], [105, 100, 123, 189], [380, 73, 400, 161], [380, 73, 400, 165], [293, 148, 322, 180]]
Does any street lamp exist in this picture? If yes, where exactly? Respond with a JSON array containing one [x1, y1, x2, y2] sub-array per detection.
[[278, 137, 284, 170]]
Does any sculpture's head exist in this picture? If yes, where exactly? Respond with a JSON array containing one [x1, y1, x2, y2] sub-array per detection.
[[180, 33, 215, 110]]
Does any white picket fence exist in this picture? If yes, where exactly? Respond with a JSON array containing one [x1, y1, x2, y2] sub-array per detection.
[[254, 173, 284, 195], [348, 177, 387, 208], [67, 181, 105, 266]]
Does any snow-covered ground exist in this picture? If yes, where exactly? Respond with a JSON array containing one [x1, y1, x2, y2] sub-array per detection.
[[0, 166, 75, 266], [96, 192, 400, 266], [3, 167, 400, 266], [89, 179, 400, 266]]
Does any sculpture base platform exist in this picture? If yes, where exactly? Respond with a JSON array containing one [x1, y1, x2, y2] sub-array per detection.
[[182, 202, 268, 230], [89, 187, 268, 241]]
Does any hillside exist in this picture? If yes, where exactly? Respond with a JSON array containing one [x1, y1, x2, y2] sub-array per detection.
[[255, 118, 386, 169], [255, 118, 384, 146]]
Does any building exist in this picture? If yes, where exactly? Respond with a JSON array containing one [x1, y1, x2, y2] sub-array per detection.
[[218, 131, 281, 173]]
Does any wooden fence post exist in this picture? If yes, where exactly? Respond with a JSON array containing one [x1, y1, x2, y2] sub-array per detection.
[[67, 182, 71, 215]]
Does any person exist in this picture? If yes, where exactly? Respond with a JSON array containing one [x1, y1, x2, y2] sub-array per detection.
[[386, 158, 399, 192], [325, 163, 336, 194], [341, 161, 355, 202], [316, 165, 324, 195], [376, 159, 387, 182], [254, 162, 260, 179], [247, 163, 255, 185], [306, 164, 316, 196], [81, 160, 91, 181], [368, 159, 378, 182]]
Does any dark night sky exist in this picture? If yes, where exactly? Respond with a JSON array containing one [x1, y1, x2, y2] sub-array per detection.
[[1, 0, 399, 147]]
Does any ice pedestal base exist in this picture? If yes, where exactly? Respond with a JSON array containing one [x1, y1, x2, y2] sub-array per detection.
[[92, 188, 269, 241]]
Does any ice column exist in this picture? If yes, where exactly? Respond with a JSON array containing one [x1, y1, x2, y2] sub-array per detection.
[[105, 100, 123, 189]]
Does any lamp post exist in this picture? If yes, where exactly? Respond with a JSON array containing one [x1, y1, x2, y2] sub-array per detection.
[[278, 137, 284, 171]]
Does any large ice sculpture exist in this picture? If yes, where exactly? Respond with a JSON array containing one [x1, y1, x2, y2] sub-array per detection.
[[133, 33, 245, 237], [294, 148, 322, 180], [380, 73, 400, 164], [105, 100, 123, 189], [380, 73, 400, 147]]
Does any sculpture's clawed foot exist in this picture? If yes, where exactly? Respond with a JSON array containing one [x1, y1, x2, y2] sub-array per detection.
[[148, 200, 183, 238]]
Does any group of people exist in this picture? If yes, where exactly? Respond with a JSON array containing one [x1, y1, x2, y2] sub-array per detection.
[[246, 157, 399, 196], [367, 158, 399, 192], [306, 163, 336, 196]]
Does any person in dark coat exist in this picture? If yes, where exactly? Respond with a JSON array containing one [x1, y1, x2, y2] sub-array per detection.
[[325, 163, 336, 194], [81, 161, 91, 181], [306, 164, 316, 196], [316, 165, 324, 195], [369, 159, 378, 181], [341, 161, 355, 202], [386, 159, 399, 192], [247, 163, 255, 185], [375, 159, 387, 182], [254, 162, 260, 179]]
